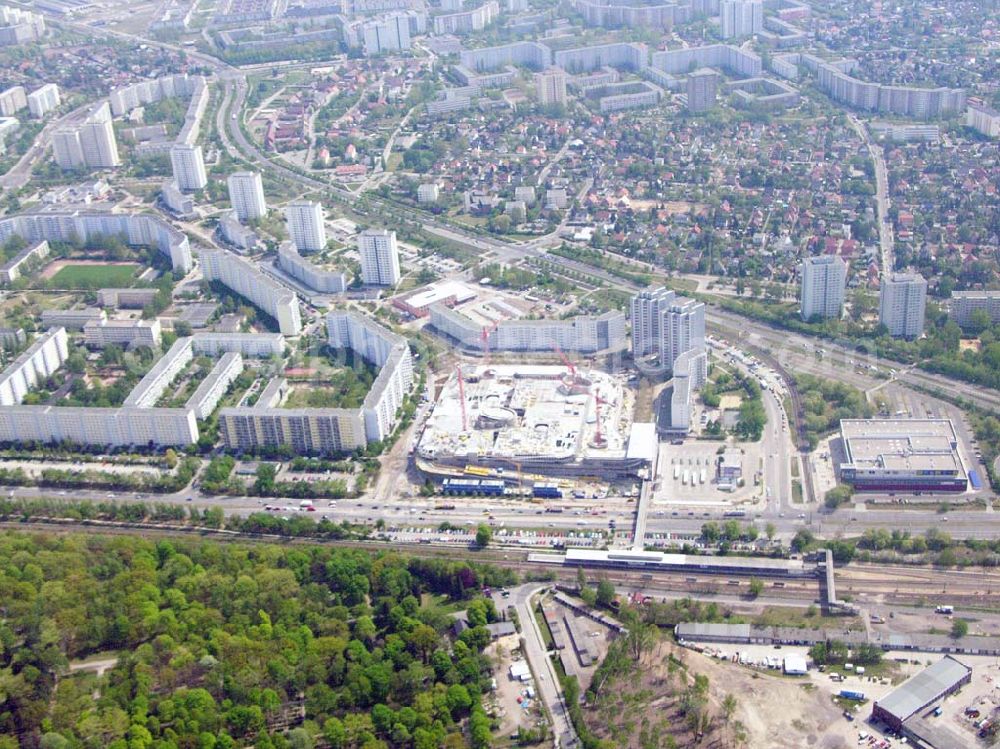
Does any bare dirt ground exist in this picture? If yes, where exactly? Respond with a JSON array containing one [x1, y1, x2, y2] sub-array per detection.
[[583, 638, 862, 749], [484, 634, 547, 744]]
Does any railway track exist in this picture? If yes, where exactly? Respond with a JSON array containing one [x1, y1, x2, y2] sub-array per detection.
[[6, 519, 1000, 610]]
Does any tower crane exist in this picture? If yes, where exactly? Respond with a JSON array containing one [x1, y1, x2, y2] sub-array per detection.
[[591, 392, 609, 449], [456, 365, 468, 432]]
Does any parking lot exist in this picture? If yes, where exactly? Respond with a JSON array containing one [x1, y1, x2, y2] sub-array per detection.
[[652, 440, 763, 507]]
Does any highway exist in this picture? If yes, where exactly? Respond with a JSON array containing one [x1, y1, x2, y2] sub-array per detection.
[[8, 478, 1000, 542]]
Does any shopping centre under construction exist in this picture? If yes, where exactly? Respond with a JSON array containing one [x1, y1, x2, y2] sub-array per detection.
[[416, 364, 655, 480]]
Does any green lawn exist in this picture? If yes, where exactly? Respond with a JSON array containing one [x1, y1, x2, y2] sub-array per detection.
[[50, 263, 139, 288]]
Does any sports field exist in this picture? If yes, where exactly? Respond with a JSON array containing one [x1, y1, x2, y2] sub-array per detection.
[[48, 263, 139, 287]]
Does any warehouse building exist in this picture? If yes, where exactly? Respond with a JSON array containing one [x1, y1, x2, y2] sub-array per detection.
[[838, 419, 968, 493], [872, 656, 971, 746]]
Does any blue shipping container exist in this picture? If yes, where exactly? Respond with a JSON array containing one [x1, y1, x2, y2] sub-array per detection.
[[969, 470, 983, 490]]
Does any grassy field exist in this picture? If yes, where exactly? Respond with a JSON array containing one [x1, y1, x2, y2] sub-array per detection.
[[50, 264, 138, 287]]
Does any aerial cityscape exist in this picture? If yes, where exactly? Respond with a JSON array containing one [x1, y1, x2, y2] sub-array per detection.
[[0, 0, 998, 746]]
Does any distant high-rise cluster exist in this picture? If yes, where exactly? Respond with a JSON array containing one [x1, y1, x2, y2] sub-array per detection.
[[720, 0, 763, 39], [879, 272, 927, 338], [359, 229, 401, 287], [966, 102, 1000, 138], [800, 255, 847, 321], [362, 13, 411, 56], [0, 5, 45, 46], [52, 102, 120, 170]]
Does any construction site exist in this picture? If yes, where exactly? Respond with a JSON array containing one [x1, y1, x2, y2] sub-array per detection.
[[415, 362, 654, 483]]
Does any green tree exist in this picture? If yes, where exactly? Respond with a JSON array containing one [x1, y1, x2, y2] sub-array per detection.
[[596, 579, 616, 608], [951, 619, 969, 639], [748, 578, 764, 598], [475, 524, 491, 548]]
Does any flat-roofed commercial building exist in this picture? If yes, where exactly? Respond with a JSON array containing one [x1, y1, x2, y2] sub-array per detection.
[[40, 308, 106, 330], [97, 288, 159, 309], [839, 419, 968, 493]]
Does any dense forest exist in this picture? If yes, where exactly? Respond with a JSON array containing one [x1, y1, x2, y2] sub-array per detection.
[[0, 532, 516, 749]]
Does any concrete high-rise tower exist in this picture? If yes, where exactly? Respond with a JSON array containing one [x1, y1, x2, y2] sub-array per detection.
[[535, 67, 567, 107], [800, 255, 847, 320], [227, 171, 267, 221], [284, 200, 327, 252], [358, 229, 401, 286], [630, 287, 674, 359], [720, 0, 763, 39], [170, 144, 207, 191], [879, 272, 927, 338], [687, 69, 719, 113], [660, 297, 705, 373]]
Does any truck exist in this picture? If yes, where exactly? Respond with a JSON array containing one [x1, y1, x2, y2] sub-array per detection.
[[839, 690, 865, 701], [935, 605, 954, 614]]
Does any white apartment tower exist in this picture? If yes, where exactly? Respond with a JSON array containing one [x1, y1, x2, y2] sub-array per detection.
[[0, 85, 26, 116], [661, 297, 705, 372], [359, 229, 401, 286], [78, 103, 120, 168], [535, 68, 567, 107], [284, 200, 327, 252], [170, 143, 207, 191], [800, 255, 847, 320], [227, 171, 267, 221], [630, 287, 705, 373], [879, 272, 927, 338], [53, 102, 119, 170], [720, 0, 763, 39], [630, 286, 674, 358], [27, 83, 60, 118]]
